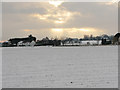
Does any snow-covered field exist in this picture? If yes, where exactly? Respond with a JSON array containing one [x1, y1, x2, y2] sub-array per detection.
[[2, 46, 118, 88]]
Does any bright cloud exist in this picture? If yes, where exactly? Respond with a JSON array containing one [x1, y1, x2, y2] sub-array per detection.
[[50, 27, 104, 39], [24, 29, 32, 32], [31, 10, 80, 24], [51, 27, 101, 32], [52, 28, 63, 32], [31, 2, 81, 24]]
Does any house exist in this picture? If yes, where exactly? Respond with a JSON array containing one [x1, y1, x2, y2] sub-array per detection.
[[61, 38, 80, 46], [2, 41, 10, 47], [80, 40, 102, 45], [8, 35, 36, 46], [113, 33, 120, 45], [101, 34, 112, 45]]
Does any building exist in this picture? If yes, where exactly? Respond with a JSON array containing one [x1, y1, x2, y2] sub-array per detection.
[[113, 33, 120, 45]]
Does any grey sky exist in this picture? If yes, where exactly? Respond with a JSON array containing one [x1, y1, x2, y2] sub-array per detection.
[[2, 2, 118, 40], [0, 2, 2, 41]]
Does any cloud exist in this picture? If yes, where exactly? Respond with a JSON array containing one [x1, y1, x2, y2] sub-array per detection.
[[50, 27, 104, 39], [2, 2, 48, 14], [2, 2, 118, 40], [23, 29, 33, 32], [61, 2, 118, 33], [30, 5, 81, 24]]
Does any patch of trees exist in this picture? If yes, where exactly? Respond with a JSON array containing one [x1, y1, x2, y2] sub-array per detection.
[[36, 37, 61, 46]]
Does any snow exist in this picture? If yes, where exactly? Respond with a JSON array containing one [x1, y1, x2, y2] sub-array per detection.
[[17, 41, 36, 46], [0, 48, 2, 89], [2, 46, 118, 88], [61, 40, 102, 46]]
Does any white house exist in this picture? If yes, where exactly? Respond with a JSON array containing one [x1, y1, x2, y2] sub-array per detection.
[[80, 40, 102, 45]]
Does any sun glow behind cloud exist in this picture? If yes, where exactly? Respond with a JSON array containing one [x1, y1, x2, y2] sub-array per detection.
[[52, 28, 63, 32], [31, 1, 81, 25], [31, 10, 75, 24], [31, 10, 81, 24], [51, 27, 103, 38], [24, 29, 32, 32], [48, 0, 64, 7]]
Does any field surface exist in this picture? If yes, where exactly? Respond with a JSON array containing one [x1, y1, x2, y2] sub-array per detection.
[[2, 46, 118, 88]]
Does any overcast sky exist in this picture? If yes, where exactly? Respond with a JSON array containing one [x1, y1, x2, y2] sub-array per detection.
[[2, 1, 118, 40]]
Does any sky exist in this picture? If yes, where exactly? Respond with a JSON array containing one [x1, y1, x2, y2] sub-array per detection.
[[0, 2, 2, 41], [2, 1, 118, 40]]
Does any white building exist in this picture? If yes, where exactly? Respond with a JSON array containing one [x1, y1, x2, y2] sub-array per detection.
[[80, 40, 102, 45]]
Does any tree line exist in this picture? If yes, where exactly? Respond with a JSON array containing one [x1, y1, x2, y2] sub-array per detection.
[[1, 33, 120, 47]]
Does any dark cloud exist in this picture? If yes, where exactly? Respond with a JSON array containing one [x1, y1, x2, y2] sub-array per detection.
[[3, 2, 47, 14], [0, 3, 2, 40], [61, 2, 117, 33]]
